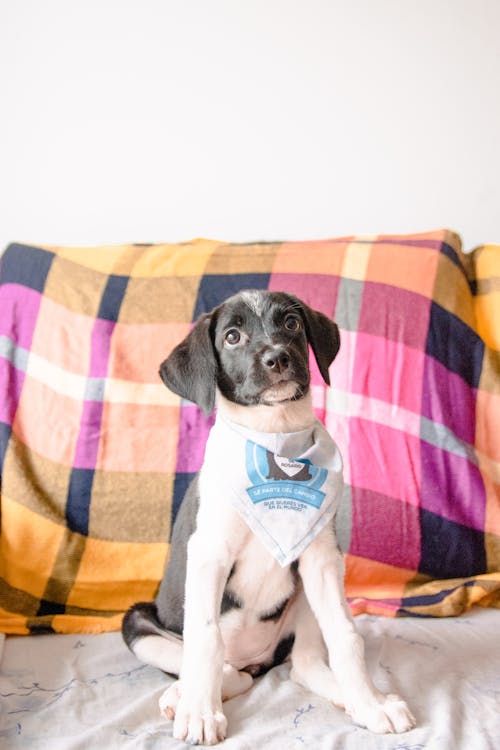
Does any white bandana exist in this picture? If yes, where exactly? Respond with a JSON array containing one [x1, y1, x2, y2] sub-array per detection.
[[204, 415, 343, 567]]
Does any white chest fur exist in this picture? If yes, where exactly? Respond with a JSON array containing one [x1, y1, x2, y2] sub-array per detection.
[[219, 534, 298, 670]]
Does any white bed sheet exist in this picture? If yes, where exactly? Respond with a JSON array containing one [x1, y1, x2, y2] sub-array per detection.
[[1, 608, 499, 749]]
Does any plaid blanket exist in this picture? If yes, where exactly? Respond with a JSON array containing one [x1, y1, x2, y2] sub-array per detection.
[[1, 231, 499, 634]]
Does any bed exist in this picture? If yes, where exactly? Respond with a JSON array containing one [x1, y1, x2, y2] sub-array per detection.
[[1, 230, 499, 747]]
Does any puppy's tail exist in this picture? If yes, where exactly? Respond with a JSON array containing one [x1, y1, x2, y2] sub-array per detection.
[[122, 602, 183, 675]]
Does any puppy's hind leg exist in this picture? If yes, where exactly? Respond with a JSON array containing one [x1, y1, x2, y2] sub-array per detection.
[[122, 603, 253, 722], [122, 602, 184, 674], [131, 632, 185, 723], [160, 664, 253, 723], [160, 663, 254, 720], [290, 590, 344, 709]]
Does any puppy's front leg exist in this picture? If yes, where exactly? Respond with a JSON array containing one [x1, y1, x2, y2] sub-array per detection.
[[173, 531, 232, 745], [299, 528, 416, 734]]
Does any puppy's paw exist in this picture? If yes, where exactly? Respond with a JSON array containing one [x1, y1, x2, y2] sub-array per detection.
[[348, 694, 416, 734], [221, 664, 253, 700], [159, 681, 181, 721], [173, 698, 227, 746], [159, 668, 252, 723]]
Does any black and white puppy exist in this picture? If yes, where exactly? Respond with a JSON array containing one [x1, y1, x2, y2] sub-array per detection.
[[122, 290, 415, 745]]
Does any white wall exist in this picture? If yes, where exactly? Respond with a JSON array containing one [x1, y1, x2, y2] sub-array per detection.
[[1, 0, 499, 253]]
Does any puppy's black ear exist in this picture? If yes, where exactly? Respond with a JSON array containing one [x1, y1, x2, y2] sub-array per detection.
[[159, 313, 217, 415], [300, 304, 340, 386]]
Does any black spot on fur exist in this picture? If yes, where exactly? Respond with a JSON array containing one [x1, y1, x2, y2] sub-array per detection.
[[259, 596, 290, 623], [122, 601, 176, 649], [220, 588, 243, 615], [272, 633, 295, 666], [242, 633, 295, 678]]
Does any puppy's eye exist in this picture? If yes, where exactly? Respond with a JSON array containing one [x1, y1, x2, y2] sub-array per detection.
[[225, 329, 241, 345], [284, 315, 301, 332]]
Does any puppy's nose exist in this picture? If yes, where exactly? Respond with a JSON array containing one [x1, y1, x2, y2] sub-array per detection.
[[262, 349, 290, 374]]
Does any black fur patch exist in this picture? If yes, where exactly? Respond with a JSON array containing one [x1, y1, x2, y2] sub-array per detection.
[[242, 633, 296, 678], [122, 601, 172, 649], [259, 596, 290, 623], [220, 588, 243, 615], [272, 633, 295, 666]]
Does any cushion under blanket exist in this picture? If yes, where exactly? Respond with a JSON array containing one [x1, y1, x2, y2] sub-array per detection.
[[0, 230, 499, 634]]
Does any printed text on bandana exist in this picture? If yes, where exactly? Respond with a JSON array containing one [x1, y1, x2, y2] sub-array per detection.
[[245, 442, 327, 510]]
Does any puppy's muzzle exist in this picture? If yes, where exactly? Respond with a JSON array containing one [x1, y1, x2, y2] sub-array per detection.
[[262, 348, 290, 376]]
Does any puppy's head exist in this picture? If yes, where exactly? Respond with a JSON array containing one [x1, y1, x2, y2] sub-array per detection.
[[159, 290, 340, 415]]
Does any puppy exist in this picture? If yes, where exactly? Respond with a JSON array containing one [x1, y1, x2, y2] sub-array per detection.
[[122, 290, 415, 745]]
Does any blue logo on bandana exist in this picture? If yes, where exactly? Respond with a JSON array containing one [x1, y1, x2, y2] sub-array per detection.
[[245, 441, 327, 509]]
